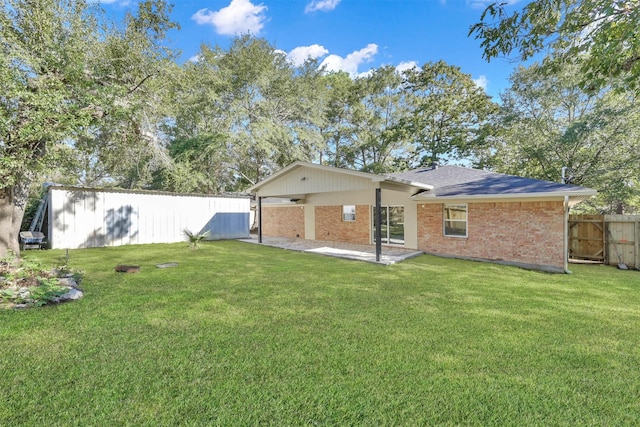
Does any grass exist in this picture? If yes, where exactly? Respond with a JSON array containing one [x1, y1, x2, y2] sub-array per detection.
[[1, 241, 640, 425]]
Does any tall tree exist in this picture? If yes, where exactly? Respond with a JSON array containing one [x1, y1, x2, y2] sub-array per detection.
[[474, 63, 640, 213], [0, 0, 177, 257], [470, 0, 640, 92], [346, 66, 410, 173], [399, 61, 497, 167], [163, 36, 325, 191], [317, 71, 359, 168], [217, 36, 321, 186]]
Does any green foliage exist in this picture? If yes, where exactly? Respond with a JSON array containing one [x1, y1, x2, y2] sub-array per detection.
[[18, 277, 68, 307], [470, 0, 640, 93], [400, 61, 498, 166], [473, 62, 640, 213], [0, 0, 178, 256], [0, 252, 71, 307], [161, 37, 497, 186], [183, 229, 210, 249], [160, 36, 322, 192], [323, 66, 411, 172], [3, 242, 639, 424]]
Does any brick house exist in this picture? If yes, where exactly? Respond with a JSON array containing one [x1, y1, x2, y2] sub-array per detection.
[[248, 161, 596, 272]]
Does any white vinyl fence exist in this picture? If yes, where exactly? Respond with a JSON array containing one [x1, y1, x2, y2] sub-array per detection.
[[48, 186, 250, 249]]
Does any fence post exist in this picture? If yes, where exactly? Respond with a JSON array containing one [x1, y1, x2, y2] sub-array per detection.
[[636, 220, 640, 269]]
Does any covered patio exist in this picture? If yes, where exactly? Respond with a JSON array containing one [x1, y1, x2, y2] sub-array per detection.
[[239, 236, 423, 265]]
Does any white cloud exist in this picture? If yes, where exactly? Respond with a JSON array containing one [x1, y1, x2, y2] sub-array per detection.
[[305, 0, 341, 13], [473, 75, 489, 90], [395, 61, 418, 74], [319, 44, 378, 77], [286, 44, 329, 67], [192, 0, 268, 36]]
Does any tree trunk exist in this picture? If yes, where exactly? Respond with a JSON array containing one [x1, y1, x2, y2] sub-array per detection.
[[0, 184, 28, 259]]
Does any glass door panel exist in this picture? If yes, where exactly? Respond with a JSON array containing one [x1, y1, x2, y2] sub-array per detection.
[[373, 206, 388, 244], [388, 206, 404, 245], [372, 206, 404, 246]]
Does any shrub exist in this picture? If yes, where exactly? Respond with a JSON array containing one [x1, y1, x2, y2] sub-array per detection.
[[183, 229, 210, 249]]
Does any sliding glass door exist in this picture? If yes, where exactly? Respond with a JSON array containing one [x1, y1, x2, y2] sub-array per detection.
[[373, 206, 404, 246]]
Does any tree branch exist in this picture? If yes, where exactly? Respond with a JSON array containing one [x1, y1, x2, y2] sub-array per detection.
[[127, 72, 155, 95]]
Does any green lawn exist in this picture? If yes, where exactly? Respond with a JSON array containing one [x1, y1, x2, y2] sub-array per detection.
[[2, 241, 640, 425]]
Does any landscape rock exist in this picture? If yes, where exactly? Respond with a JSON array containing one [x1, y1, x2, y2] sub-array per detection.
[[58, 277, 78, 287], [59, 288, 83, 301]]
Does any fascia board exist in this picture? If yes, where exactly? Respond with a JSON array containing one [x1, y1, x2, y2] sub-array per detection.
[[246, 162, 304, 193], [383, 176, 433, 190], [412, 190, 597, 202], [248, 161, 432, 193]]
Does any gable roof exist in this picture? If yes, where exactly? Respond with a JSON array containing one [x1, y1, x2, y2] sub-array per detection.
[[247, 161, 433, 195], [248, 161, 596, 205], [388, 165, 596, 202]]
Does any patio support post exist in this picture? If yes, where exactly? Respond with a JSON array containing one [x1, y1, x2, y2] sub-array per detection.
[[375, 188, 382, 262], [258, 196, 263, 244], [563, 195, 570, 273]]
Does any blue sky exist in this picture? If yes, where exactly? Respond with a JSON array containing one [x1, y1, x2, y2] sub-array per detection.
[[99, 0, 524, 99]]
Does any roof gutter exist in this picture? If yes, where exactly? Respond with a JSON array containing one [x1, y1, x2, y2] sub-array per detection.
[[412, 191, 597, 205], [383, 175, 434, 191]]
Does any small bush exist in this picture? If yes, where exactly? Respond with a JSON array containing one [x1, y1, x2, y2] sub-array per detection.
[[183, 229, 210, 249], [0, 252, 78, 308]]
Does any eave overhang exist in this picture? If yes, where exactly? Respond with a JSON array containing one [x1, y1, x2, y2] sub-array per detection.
[[247, 161, 432, 197], [411, 189, 597, 207]]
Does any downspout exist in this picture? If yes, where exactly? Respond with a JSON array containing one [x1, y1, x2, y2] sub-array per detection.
[[258, 196, 263, 244], [564, 195, 572, 274]]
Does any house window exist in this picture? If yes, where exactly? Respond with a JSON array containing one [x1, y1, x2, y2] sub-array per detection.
[[444, 204, 467, 237], [342, 205, 356, 221]]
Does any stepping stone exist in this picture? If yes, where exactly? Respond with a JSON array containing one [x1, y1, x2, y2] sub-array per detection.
[[156, 263, 179, 268]]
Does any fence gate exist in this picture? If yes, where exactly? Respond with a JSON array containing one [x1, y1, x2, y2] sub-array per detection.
[[606, 215, 640, 269], [569, 215, 605, 262], [569, 214, 640, 268]]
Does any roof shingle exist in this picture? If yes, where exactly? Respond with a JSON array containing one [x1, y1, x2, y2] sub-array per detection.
[[388, 165, 594, 197]]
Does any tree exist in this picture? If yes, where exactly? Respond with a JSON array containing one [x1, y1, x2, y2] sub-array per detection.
[[399, 61, 497, 167], [0, 0, 177, 257], [316, 71, 358, 168], [470, 0, 640, 92], [474, 63, 640, 213], [345, 66, 411, 173], [162, 36, 325, 191], [216, 36, 321, 186]]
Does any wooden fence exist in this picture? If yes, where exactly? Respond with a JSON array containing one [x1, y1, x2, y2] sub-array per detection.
[[569, 214, 640, 268]]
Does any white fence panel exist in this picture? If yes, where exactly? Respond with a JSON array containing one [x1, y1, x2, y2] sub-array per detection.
[[48, 187, 249, 249]]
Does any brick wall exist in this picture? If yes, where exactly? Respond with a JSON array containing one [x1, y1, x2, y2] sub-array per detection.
[[261, 206, 305, 238], [315, 205, 371, 245], [417, 201, 565, 269]]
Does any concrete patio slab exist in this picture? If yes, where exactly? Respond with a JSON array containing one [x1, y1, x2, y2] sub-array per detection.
[[239, 236, 423, 265]]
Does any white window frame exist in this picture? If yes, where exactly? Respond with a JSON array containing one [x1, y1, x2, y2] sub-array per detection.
[[342, 205, 356, 222], [443, 203, 468, 238]]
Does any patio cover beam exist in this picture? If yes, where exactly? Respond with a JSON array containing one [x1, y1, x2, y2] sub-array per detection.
[[375, 187, 381, 262]]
